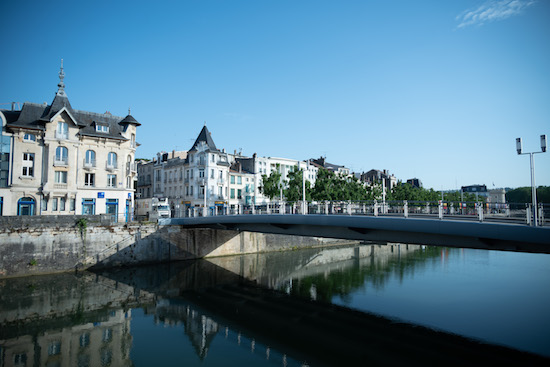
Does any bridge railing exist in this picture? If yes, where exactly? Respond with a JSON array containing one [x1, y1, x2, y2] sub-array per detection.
[[171, 200, 547, 226]]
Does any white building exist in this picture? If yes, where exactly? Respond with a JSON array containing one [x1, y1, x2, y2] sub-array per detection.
[[0, 63, 139, 220]]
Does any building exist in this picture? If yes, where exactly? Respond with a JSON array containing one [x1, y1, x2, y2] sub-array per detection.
[[360, 169, 397, 192], [0, 63, 140, 219], [310, 156, 350, 176], [136, 126, 322, 216], [406, 178, 423, 188]]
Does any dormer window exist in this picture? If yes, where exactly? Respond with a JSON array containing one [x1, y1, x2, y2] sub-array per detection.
[[96, 124, 109, 133], [24, 133, 36, 142]]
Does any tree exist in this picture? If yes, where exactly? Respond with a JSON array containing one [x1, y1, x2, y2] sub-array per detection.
[[284, 168, 311, 202], [260, 165, 283, 200], [506, 186, 550, 204]]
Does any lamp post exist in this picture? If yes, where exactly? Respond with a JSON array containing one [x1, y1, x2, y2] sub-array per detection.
[[516, 135, 547, 226]]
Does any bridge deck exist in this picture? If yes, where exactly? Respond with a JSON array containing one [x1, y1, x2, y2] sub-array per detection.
[[162, 214, 550, 254]]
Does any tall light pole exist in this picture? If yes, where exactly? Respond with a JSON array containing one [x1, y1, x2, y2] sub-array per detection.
[[516, 135, 547, 226]]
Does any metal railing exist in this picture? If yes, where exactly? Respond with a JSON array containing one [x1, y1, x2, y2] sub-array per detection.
[[168, 200, 548, 226]]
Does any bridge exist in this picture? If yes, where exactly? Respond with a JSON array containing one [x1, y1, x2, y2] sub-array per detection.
[[161, 210, 550, 254]]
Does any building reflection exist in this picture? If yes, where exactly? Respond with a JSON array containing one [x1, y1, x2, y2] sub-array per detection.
[[1, 309, 131, 367]]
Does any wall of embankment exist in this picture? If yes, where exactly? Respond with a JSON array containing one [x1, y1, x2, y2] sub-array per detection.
[[0, 216, 357, 279]]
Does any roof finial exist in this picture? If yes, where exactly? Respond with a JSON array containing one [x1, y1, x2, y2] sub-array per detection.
[[204, 120, 207, 126], [128, 107, 131, 115], [57, 59, 66, 96]]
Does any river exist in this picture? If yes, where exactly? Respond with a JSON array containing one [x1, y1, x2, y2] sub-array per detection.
[[1, 244, 549, 366]]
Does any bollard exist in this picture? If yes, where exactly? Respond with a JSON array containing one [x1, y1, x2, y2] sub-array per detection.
[[438, 201, 443, 220], [374, 201, 378, 217], [404, 200, 408, 218]]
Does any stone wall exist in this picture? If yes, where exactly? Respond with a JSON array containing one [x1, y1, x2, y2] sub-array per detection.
[[0, 216, 356, 278]]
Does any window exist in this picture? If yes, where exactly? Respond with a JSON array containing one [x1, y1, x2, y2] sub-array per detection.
[[85, 150, 95, 167], [82, 198, 95, 215], [211, 169, 214, 179], [107, 174, 117, 188], [199, 170, 204, 178], [41, 198, 47, 211], [55, 146, 68, 165], [231, 176, 235, 184], [131, 133, 136, 148], [237, 189, 242, 199], [60, 197, 66, 211], [230, 188, 235, 199], [52, 197, 58, 211], [218, 186, 223, 197], [22, 153, 34, 177], [126, 176, 131, 189], [211, 154, 215, 162], [237, 176, 242, 185], [219, 170, 223, 179], [56, 121, 68, 139], [70, 198, 75, 211], [107, 152, 117, 169], [190, 169, 194, 179], [24, 133, 36, 142], [85, 173, 95, 187], [96, 124, 109, 133], [55, 171, 67, 184], [17, 197, 35, 215], [190, 186, 193, 195]]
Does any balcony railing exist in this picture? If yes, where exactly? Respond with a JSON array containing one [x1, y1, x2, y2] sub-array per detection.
[[83, 159, 96, 169], [54, 158, 68, 167], [106, 162, 117, 171], [55, 131, 68, 140]]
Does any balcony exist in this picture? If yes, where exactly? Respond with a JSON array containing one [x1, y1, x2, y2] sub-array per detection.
[[106, 162, 117, 171], [83, 159, 96, 170], [54, 158, 68, 167], [126, 162, 137, 175], [55, 131, 68, 140]]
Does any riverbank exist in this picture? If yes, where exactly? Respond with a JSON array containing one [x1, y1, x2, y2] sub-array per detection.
[[0, 215, 357, 279]]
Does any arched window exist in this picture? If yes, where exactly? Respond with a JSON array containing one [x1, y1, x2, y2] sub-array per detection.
[[55, 146, 68, 165], [18, 197, 35, 216], [85, 150, 96, 167], [107, 152, 117, 169]]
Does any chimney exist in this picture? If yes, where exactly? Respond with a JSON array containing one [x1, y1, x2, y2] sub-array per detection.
[[172, 150, 175, 159]]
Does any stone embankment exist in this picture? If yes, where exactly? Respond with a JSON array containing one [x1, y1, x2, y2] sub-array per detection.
[[0, 216, 356, 278]]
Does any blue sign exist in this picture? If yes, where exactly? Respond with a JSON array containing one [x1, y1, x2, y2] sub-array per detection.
[[97, 192, 105, 199], [128, 193, 132, 198]]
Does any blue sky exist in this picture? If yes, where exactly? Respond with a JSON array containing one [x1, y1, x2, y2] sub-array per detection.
[[1, 0, 549, 190]]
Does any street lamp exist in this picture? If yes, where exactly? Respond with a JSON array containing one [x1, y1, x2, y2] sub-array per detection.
[[516, 134, 547, 226]]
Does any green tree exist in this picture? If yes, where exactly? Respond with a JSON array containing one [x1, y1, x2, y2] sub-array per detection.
[[506, 186, 550, 204], [260, 165, 283, 200], [284, 168, 311, 202]]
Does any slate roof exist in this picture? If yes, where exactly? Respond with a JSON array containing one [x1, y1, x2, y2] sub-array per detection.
[[3, 98, 140, 141], [189, 125, 218, 152]]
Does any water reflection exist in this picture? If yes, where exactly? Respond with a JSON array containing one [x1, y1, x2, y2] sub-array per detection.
[[1, 244, 549, 366]]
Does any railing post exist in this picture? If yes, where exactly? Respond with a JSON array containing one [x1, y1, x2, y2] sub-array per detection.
[[438, 201, 443, 220], [477, 202, 484, 222], [267, 203, 271, 214], [404, 200, 408, 218], [325, 202, 328, 214], [374, 201, 378, 217], [526, 204, 531, 225], [539, 203, 544, 226]]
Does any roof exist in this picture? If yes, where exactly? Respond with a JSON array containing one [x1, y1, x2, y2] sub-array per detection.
[[3, 102, 132, 141], [2, 63, 139, 140], [189, 125, 218, 152]]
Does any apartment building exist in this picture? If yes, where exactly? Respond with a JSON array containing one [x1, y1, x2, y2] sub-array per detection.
[[0, 64, 139, 219]]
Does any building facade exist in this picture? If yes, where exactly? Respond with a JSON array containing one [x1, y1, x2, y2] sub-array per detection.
[[0, 64, 140, 220], [136, 126, 323, 216]]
